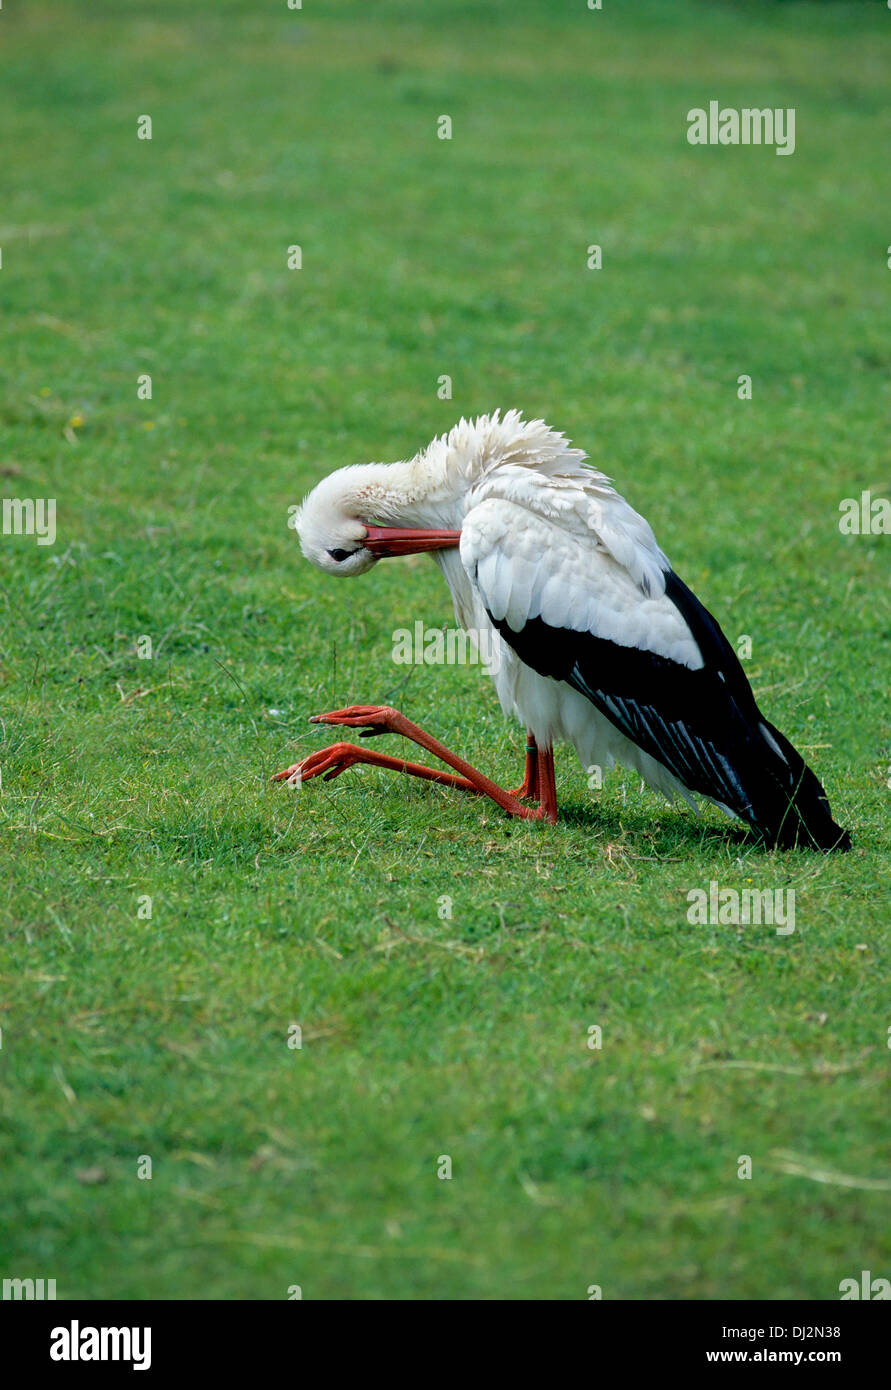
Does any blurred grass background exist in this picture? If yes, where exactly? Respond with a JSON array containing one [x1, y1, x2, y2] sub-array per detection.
[[0, 0, 888, 1298]]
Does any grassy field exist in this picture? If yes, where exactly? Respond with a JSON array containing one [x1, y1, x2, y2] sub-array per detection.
[[1, 0, 889, 1300]]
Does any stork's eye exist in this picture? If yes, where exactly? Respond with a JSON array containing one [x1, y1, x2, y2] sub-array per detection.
[[327, 548, 356, 562]]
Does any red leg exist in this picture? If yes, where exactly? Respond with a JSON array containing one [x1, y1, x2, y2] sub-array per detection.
[[279, 706, 558, 823], [510, 731, 539, 800], [536, 744, 558, 825], [272, 742, 478, 793]]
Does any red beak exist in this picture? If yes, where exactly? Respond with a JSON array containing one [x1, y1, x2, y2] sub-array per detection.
[[363, 525, 461, 558]]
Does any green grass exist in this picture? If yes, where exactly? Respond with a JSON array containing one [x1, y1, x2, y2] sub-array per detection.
[[1, 0, 889, 1299]]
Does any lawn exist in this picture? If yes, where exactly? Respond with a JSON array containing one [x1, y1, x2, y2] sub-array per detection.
[[0, 0, 888, 1299]]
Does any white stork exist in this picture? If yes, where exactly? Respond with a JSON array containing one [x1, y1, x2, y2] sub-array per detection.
[[275, 410, 850, 851]]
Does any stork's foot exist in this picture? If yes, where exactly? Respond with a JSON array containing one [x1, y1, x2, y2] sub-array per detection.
[[273, 741, 368, 786], [309, 704, 409, 738], [272, 760, 306, 787]]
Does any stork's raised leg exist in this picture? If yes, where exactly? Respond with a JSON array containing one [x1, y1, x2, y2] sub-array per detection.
[[273, 707, 557, 823]]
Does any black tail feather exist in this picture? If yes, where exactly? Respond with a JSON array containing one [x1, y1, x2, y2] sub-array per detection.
[[744, 719, 851, 852], [661, 571, 851, 852]]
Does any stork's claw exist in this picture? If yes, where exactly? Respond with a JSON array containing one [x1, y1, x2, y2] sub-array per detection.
[[272, 742, 365, 785], [309, 704, 404, 737]]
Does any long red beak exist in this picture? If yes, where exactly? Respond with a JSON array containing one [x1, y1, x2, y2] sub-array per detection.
[[363, 525, 461, 558]]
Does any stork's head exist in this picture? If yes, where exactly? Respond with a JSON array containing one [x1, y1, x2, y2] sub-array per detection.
[[293, 462, 460, 576], [293, 467, 379, 577]]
